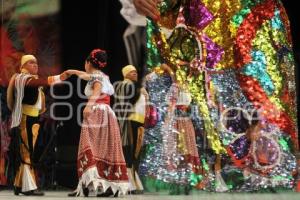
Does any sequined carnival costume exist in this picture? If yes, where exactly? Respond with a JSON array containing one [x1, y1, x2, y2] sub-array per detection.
[[143, 0, 298, 191]]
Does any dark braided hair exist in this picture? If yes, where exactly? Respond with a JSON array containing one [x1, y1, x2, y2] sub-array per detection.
[[86, 49, 107, 69]]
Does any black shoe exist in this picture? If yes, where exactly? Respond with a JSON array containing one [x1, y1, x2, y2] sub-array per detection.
[[19, 190, 44, 196], [13, 187, 21, 196], [30, 190, 45, 196], [113, 191, 119, 197], [97, 188, 118, 197], [97, 189, 112, 197], [68, 191, 79, 197], [97, 192, 111, 197], [19, 191, 32, 196], [128, 190, 135, 195], [83, 187, 89, 197]]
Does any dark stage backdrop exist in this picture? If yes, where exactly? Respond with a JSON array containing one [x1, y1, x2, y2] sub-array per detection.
[[55, 0, 129, 188], [55, 0, 300, 188]]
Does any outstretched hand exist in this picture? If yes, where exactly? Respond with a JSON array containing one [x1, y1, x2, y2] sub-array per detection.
[[58, 70, 79, 81], [65, 69, 91, 81], [133, 0, 161, 21], [59, 70, 71, 81]]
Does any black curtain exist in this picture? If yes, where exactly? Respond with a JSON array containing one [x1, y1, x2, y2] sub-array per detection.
[[55, 0, 128, 188]]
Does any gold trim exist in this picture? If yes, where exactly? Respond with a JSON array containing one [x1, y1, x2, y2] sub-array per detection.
[[22, 104, 39, 117], [128, 113, 145, 123], [39, 89, 46, 114]]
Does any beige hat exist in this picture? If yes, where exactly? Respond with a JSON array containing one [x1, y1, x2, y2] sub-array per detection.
[[122, 65, 136, 77], [21, 55, 37, 67]]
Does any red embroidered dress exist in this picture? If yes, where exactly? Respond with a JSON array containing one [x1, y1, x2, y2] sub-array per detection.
[[75, 71, 129, 196]]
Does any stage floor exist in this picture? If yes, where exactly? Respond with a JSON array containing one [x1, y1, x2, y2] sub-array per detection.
[[0, 190, 299, 200]]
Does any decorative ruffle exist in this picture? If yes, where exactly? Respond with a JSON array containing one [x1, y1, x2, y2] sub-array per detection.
[[74, 166, 129, 196]]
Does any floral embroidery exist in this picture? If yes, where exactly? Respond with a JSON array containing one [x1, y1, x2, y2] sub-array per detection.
[[88, 74, 103, 85], [79, 154, 89, 172]]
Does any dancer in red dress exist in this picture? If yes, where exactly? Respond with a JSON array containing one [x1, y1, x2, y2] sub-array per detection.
[[67, 49, 129, 197]]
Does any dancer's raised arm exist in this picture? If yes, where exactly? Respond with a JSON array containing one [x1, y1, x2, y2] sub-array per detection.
[[66, 69, 91, 81]]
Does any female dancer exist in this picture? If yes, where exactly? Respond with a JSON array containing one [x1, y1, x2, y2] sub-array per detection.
[[67, 49, 129, 197]]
